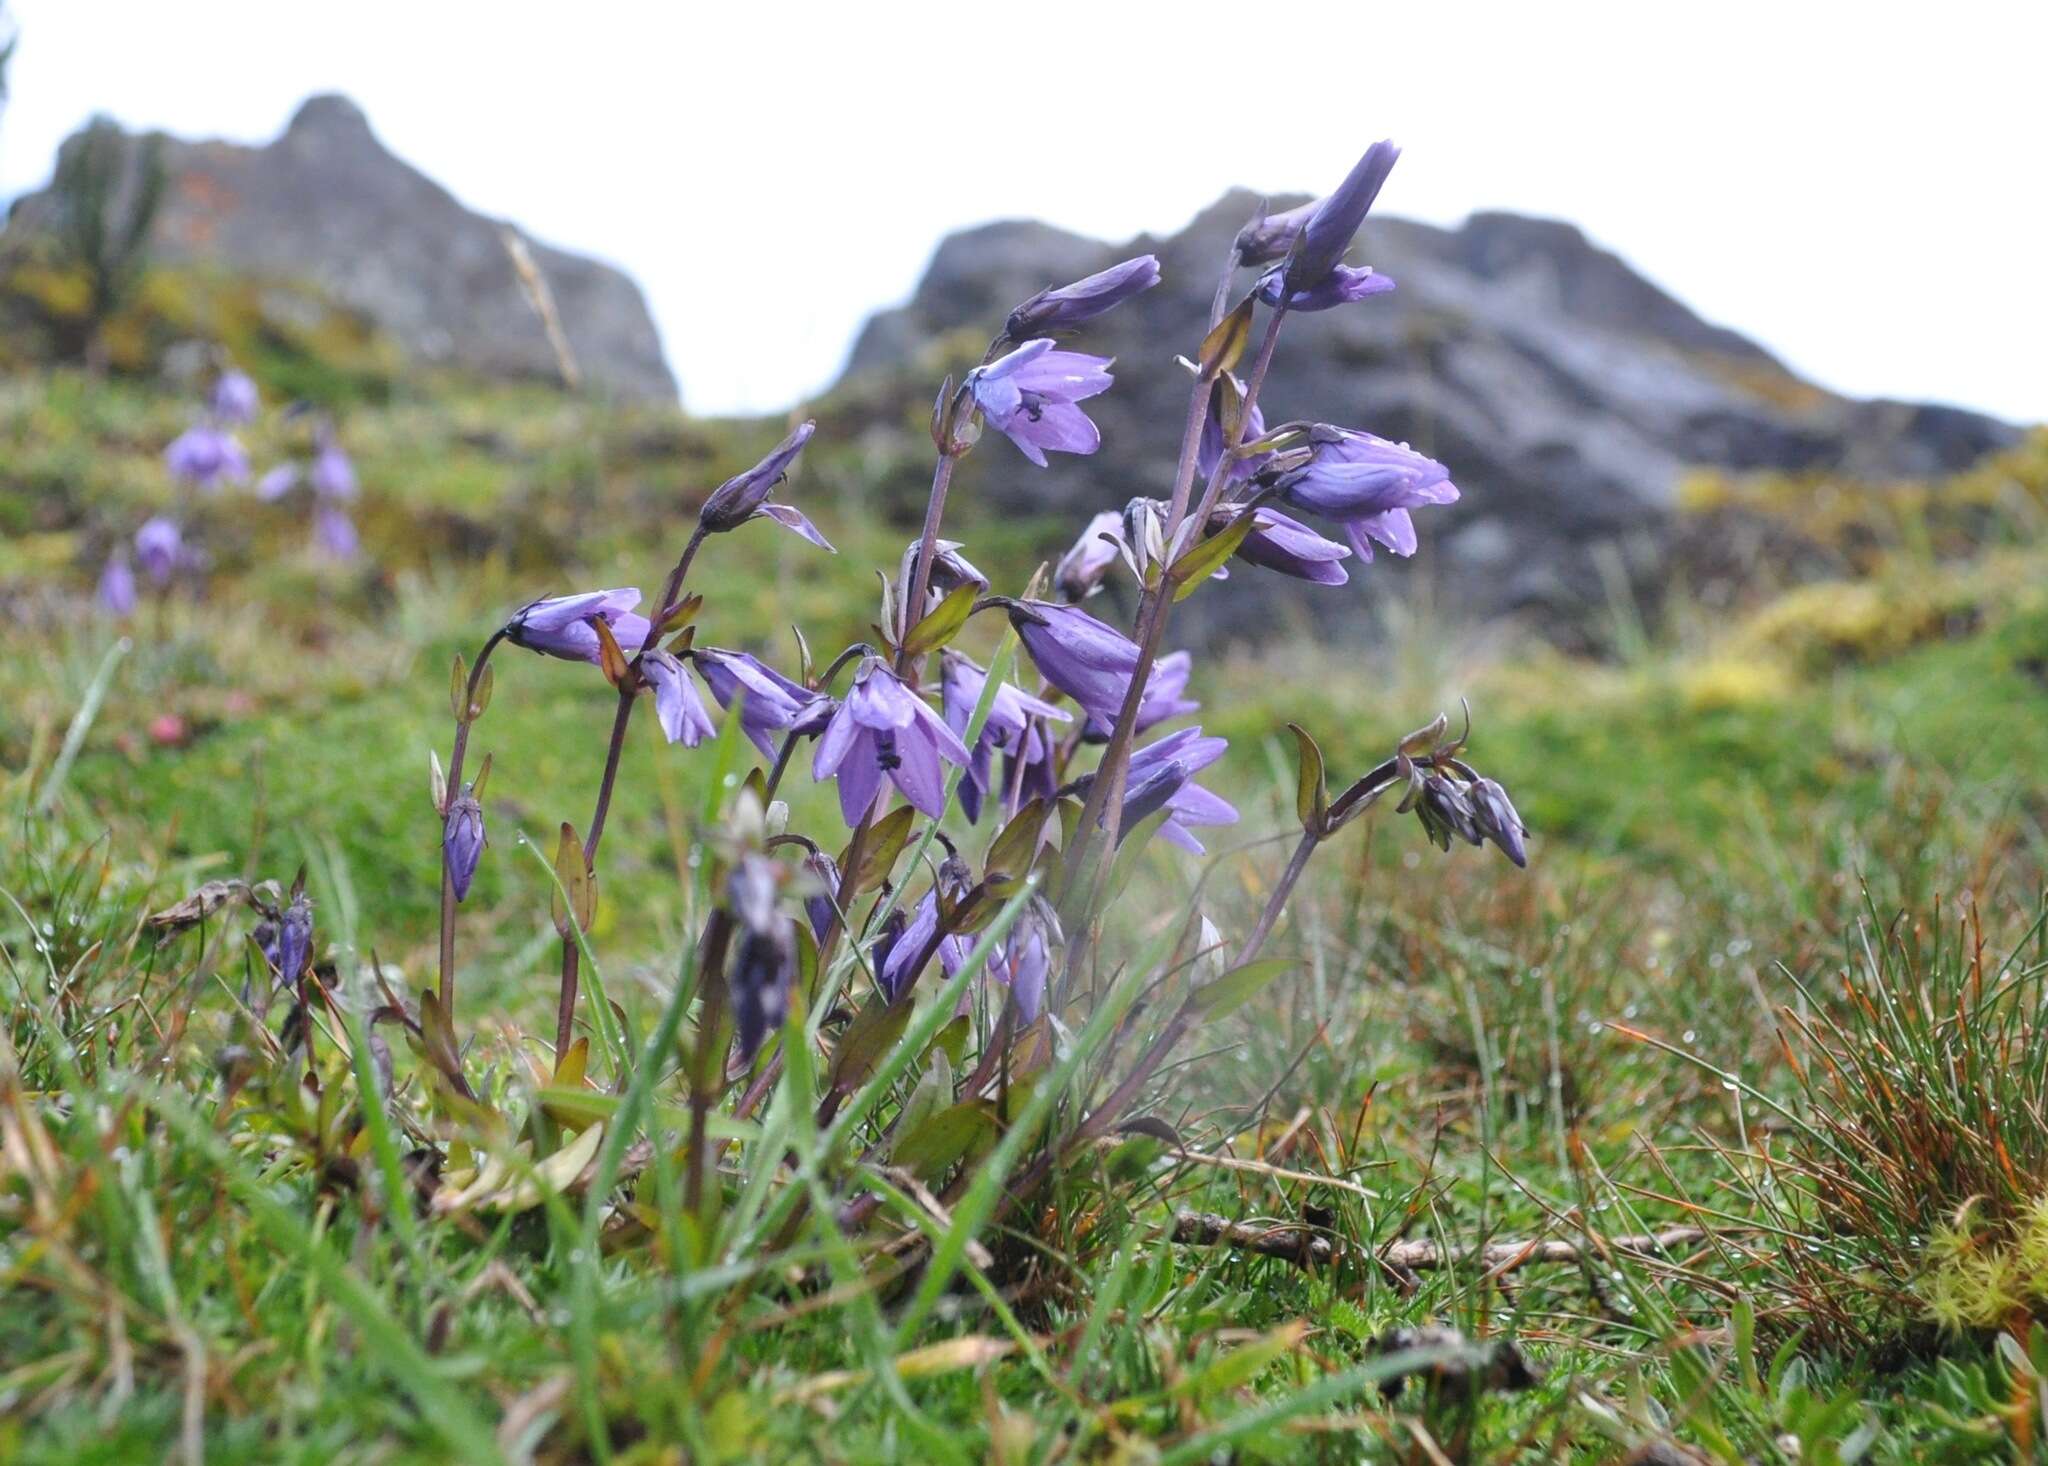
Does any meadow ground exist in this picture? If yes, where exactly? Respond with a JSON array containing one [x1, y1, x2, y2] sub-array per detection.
[[4, 371, 2048, 1462]]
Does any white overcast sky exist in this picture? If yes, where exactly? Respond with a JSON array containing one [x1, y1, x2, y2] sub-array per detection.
[[1, 1, 2043, 422]]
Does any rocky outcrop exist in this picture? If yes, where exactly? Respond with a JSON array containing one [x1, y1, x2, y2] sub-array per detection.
[[5, 95, 676, 401], [840, 192, 2019, 630]]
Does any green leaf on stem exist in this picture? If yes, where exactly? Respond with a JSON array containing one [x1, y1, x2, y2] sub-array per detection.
[[826, 996, 914, 1097], [1287, 722, 1328, 833], [1167, 511, 1258, 602], [1190, 958, 1296, 1020], [1103, 806, 1176, 906], [469, 661, 493, 721], [1199, 294, 1256, 379], [847, 804, 917, 895], [551, 822, 596, 937], [892, 1102, 997, 1182], [902, 580, 980, 658], [448, 652, 468, 722], [659, 591, 703, 635], [933, 1014, 971, 1067], [984, 797, 1051, 891]]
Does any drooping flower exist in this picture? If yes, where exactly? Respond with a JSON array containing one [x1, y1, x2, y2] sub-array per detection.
[[1054, 511, 1123, 602], [1083, 648, 1198, 740], [1280, 140, 1400, 300], [1273, 427, 1460, 560], [257, 464, 301, 500], [313, 506, 359, 559], [1256, 264, 1395, 313], [641, 650, 716, 747], [989, 901, 1059, 1024], [275, 889, 315, 986], [1469, 777, 1528, 868], [444, 792, 485, 901], [729, 919, 796, 1061], [1119, 757, 1191, 831], [725, 854, 797, 1059], [901, 538, 988, 599], [692, 648, 833, 757], [1006, 600, 1148, 724], [134, 517, 183, 585], [810, 658, 970, 826], [877, 876, 974, 1003], [506, 588, 652, 664], [96, 551, 136, 615], [211, 368, 261, 425], [1004, 254, 1161, 339], [165, 424, 249, 490], [896, 537, 989, 631], [801, 850, 842, 943], [311, 435, 358, 500], [1210, 505, 1350, 585], [967, 340, 1114, 467], [697, 420, 830, 549], [940, 651, 1071, 823], [1123, 727, 1238, 853]]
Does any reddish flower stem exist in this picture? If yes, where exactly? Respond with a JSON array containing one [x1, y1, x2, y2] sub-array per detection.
[[437, 625, 508, 1017], [554, 527, 708, 1059]]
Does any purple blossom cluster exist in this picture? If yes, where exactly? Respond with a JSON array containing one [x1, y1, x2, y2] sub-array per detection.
[[98, 364, 370, 618], [427, 135, 1524, 1098]]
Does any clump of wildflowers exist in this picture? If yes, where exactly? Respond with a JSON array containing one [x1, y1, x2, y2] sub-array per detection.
[[389, 133, 1530, 1263]]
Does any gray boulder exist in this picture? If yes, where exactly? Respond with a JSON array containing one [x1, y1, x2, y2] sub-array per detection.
[[6, 94, 676, 401]]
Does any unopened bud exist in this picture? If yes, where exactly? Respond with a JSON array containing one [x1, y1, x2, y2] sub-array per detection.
[[699, 421, 816, 533], [1469, 777, 1527, 868], [444, 794, 485, 901]]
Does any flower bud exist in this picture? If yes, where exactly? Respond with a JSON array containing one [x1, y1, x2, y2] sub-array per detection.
[[1285, 140, 1400, 296], [97, 551, 137, 616], [1118, 497, 1170, 583], [1469, 777, 1527, 868], [728, 853, 783, 937], [211, 368, 261, 425], [729, 921, 795, 1061], [802, 851, 842, 942], [276, 891, 315, 985], [1416, 774, 1483, 852], [1118, 758, 1190, 836], [135, 517, 184, 585], [444, 793, 485, 901], [698, 421, 816, 534], [1004, 254, 1161, 339]]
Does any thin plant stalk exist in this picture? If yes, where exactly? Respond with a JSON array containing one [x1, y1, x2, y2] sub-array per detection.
[[436, 626, 507, 1014], [555, 527, 709, 1057], [897, 450, 962, 680]]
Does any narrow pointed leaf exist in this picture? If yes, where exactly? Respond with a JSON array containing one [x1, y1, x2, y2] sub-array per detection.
[[1168, 511, 1259, 601], [1198, 295, 1256, 379], [902, 580, 980, 659], [1190, 958, 1296, 1020], [1287, 722, 1328, 831]]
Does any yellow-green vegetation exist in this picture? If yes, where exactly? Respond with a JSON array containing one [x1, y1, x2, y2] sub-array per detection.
[[3, 365, 2048, 1462], [1925, 1198, 2048, 1335]]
